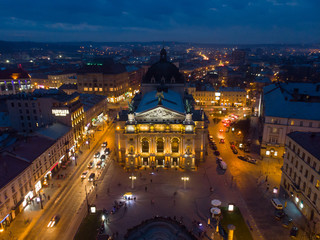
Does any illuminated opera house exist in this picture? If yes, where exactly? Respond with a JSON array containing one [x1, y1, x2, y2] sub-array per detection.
[[115, 49, 208, 170]]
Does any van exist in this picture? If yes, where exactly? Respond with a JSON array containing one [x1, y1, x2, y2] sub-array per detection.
[[219, 160, 227, 170], [271, 198, 283, 210], [89, 173, 95, 182]]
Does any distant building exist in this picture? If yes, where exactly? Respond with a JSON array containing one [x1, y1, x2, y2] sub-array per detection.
[[231, 49, 248, 65], [281, 132, 320, 235], [48, 73, 77, 88], [261, 83, 320, 158], [0, 68, 32, 95], [188, 84, 247, 107], [6, 90, 84, 142], [77, 58, 129, 102]]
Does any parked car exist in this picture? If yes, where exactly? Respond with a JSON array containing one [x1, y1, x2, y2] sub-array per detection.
[[282, 216, 293, 228], [274, 209, 285, 220], [47, 215, 60, 228], [290, 226, 299, 238], [101, 142, 108, 147], [209, 135, 213, 141], [214, 150, 220, 156], [219, 138, 225, 144], [88, 161, 94, 169], [94, 152, 100, 158], [244, 146, 250, 153], [104, 148, 110, 155], [271, 198, 283, 210], [231, 145, 238, 154], [211, 145, 217, 151], [81, 171, 88, 179], [89, 173, 95, 182], [244, 155, 256, 164], [238, 156, 245, 161]]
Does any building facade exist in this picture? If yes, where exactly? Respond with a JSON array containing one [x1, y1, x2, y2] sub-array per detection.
[[115, 49, 208, 170], [0, 68, 32, 95], [77, 59, 129, 102], [188, 84, 247, 107], [281, 132, 320, 236], [261, 83, 320, 158]]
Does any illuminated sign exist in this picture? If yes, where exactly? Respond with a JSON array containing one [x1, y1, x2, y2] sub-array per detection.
[[35, 181, 42, 193], [52, 109, 69, 116], [215, 92, 221, 97]]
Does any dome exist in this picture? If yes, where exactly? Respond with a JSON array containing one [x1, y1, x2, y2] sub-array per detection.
[[142, 48, 185, 84]]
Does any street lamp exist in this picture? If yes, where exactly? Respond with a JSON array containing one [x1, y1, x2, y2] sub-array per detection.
[[129, 173, 136, 189], [181, 177, 189, 190]]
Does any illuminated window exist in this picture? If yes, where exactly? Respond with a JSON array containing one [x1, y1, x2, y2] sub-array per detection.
[[142, 138, 149, 153], [84, 87, 88, 91], [157, 138, 164, 153], [266, 150, 270, 156], [171, 138, 179, 153], [99, 88, 103, 92], [290, 120, 294, 126], [89, 88, 92, 91]]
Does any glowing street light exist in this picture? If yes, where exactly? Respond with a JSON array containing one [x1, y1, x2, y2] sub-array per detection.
[[181, 176, 189, 190], [129, 173, 136, 189]]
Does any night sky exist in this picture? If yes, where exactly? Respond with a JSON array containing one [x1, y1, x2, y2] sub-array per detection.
[[1, 0, 319, 44]]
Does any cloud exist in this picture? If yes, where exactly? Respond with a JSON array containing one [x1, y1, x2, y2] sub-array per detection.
[[0, 0, 319, 43]]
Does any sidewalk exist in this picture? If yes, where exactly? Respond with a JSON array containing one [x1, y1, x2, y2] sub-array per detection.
[[0, 122, 110, 240]]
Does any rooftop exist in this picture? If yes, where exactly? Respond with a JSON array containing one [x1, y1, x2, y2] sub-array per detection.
[[288, 132, 320, 160], [0, 68, 30, 80], [0, 152, 30, 189], [9, 135, 55, 163], [263, 83, 320, 120], [79, 93, 107, 112], [36, 123, 71, 140], [136, 89, 185, 114]]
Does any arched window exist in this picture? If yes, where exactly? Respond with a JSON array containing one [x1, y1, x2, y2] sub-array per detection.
[[142, 138, 149, 153], [171, 138, 179, 153], [157, 138, 164, 152], [128, 145, 134, 154]]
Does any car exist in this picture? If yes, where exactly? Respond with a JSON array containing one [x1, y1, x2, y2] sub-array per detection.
[[216, 157, 223, 162], [47, 215, 60, 228], [89, 173, 95, 182], [104, 148, 110, 155], [238, 155, 245, 161], [211, 144, 217, 150], [214, 150, 220, 156], [232, 148, 238, 154], [94, 152, 100, 158], [290, 226, 299, 238], [81, 171, 88, 179], [88, 161, 94, 169], [271, 198, 283, 210], [209, 135, 213, 140], [244, 155, 256, 164], [100, 154, 106, 161], [101, 142, 108, 147], [96, 161, 102, 169], [274, 209, 285, 220], [282, 216, 293, 228], [219, 129, 223, 132], [219, 138, 225, 144]]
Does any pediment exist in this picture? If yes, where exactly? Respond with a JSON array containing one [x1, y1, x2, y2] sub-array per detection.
[[135, 106, 185, 122]]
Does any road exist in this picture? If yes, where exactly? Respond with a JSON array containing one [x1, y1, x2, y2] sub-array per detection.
[[207, 111, 291, 240], [22, 123, 116, 240]]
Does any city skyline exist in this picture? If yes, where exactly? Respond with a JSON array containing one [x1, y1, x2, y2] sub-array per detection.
[[1, 0, 319, 44]]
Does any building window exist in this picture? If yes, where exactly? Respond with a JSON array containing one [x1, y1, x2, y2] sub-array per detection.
[[309, 122, 313, 127], [305, 170, 309, 178], [299, 165, 303, 173], [290, 120, 294, 125], [313, 193, 318, 204], [307, 157, 311, 165], [302, 152, 305, 161], [141, 138, 149, 153], [302, 182, 306, 192], [310, 175, 314, 184], [171, 138, 179, 153], [11, 102, 14, 107], [156, 138, 164, 153]]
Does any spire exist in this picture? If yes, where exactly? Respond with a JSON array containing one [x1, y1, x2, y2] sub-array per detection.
[[160, 47, 167, 62]]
